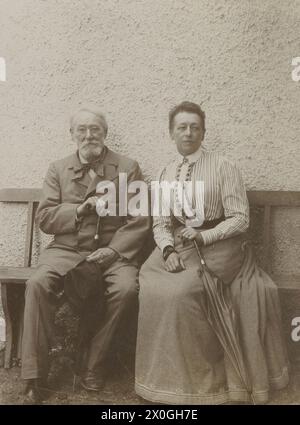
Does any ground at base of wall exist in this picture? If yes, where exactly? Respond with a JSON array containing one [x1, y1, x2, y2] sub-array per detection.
[[0, 364, 142, 405], [0, 366, 300, 405]]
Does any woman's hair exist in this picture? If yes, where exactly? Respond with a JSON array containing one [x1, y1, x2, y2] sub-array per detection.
[[169, 101, 206, 133]]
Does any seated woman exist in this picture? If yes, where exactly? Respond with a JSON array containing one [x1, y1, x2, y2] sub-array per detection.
[[135, 101, 289, 404]]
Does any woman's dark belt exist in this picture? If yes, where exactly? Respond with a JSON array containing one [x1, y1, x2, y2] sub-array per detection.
[[174, 215, 225, 231], [166, 216, 226, 259], [195, 216, 225, 230]]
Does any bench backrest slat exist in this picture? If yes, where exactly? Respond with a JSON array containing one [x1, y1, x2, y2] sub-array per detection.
[[0, 188, 42, 203], [1, 189, 299, 206], [247, 190, 300, 207]]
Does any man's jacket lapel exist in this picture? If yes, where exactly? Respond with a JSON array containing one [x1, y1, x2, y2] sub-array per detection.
[[68, 153, 91, 189], [84, 149, 119, 200]]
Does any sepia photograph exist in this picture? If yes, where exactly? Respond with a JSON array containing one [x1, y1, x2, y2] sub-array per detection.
[[0, 0, 299, 409]]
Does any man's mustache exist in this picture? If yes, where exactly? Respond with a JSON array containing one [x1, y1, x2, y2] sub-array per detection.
[[82, 139, 98, 145]]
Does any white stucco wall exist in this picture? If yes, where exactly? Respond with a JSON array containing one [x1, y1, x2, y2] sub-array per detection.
[[0, 0, 299, 276]]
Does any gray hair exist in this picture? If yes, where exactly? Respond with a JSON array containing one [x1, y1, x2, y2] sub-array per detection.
[[70, 105, 108, 136]]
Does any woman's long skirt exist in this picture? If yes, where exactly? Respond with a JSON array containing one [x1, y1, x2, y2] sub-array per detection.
[[135, 231, 289, 404]]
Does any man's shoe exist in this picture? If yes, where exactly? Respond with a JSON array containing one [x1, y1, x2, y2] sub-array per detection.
[[22, 379, 45, 404], [80, 371, 105, 392]]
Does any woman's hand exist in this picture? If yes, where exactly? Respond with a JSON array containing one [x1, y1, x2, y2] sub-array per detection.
[[180, 227, 198, 240], [165, 252, 186, 273], [180, 227, 204, 245]]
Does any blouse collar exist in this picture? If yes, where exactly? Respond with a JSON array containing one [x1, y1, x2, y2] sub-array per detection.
[[176, 145, 204, 164]]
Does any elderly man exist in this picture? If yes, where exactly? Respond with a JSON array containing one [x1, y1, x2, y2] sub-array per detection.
[[21, 106, 150, 403]]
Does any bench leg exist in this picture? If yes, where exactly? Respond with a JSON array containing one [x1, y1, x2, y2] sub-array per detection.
[[0, 282, 13, 368], [16, 301, 24, 365]]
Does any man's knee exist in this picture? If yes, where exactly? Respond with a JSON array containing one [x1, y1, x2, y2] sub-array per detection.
[[25, 267, 61, 299], [112, 269, 139, 306]]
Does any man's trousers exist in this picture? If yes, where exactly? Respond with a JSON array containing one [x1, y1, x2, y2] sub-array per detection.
[[21, 259, 138, 380]]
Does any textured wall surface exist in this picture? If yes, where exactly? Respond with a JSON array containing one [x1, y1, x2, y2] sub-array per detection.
[[0, 0, 299, 275]]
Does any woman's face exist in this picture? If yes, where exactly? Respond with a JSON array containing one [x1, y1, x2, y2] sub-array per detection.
[[171, 112, 205, 156]]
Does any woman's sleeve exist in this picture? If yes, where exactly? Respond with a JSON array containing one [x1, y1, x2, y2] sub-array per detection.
[[200, 159, 249, 246]]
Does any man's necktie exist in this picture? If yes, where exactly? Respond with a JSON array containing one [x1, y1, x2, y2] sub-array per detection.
[[81, 160, 100, 174]]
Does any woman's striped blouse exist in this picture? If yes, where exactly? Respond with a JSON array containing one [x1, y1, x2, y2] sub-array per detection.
[[153, 147, 250, 251]]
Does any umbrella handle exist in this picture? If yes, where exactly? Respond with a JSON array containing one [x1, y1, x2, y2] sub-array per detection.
[[94, 216, 101, 240]]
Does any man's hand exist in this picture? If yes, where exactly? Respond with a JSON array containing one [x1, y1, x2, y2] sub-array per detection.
[[76, 196, 99, 218], [86, 247, 119, 267], [165, 252, 185, 273], [180, 227, 204, 245]]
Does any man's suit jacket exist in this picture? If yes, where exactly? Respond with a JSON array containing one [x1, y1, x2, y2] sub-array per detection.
[[36, 148, 151, 275]]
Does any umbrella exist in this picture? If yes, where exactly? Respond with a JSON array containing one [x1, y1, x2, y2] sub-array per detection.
[[193, 240, 255, 404]]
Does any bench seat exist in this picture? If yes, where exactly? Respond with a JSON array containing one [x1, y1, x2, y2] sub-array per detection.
[[0, 267, 36, 284]]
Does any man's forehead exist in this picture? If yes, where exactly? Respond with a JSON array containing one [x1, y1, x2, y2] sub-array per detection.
[[73, 111, 104, 126]]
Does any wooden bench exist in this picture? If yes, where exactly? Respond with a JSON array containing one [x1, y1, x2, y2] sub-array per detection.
[[0, 188, 299, 369], [0, 189, 42, 368]]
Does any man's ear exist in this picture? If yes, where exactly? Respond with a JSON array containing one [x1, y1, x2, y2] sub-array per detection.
[[70, 128, 76, 143], [70, 128, 75, 140]]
